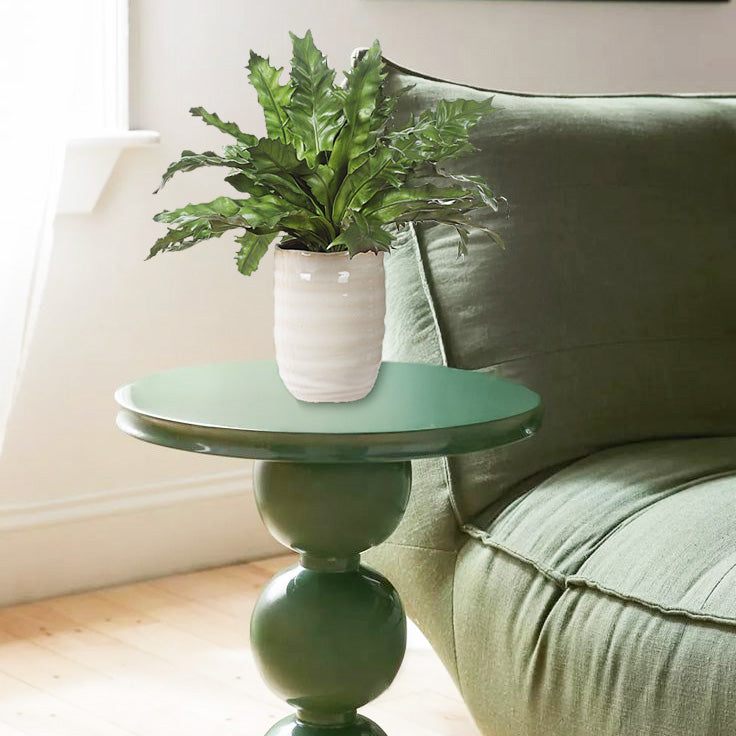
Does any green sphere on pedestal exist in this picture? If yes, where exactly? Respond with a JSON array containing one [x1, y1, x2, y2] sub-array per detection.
[[251, 564, 406, 715], [254, 461, 411, 556]]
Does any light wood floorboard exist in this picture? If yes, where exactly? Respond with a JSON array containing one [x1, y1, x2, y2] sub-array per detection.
[[0, 555, 480, 736]]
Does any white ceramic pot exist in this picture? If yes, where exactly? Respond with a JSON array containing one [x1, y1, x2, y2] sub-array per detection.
[[274, 246, 386, 402]]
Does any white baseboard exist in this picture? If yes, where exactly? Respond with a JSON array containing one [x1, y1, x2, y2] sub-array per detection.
[[0, 470, 285, 607]]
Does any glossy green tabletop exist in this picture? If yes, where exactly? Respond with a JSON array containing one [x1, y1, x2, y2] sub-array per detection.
[[115, 360, 542, 463]]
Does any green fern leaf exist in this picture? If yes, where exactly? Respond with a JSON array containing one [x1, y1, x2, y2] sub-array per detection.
[[386, 97, 494, 163], [189, 107, 258, 146], [154, 195, 294, 231], [155, 149, 251, 193], [247, 137, 308, 176], [235, 232, 278, 275], [331, 147, 405, 224], [247, 138, 320, 211], [361, 184, 476, 223], [304, 164, 336, 213], [329, 211, 392, 257], [247, 52, 293, 142], [147, 219, 236, 259], [286, 30, 343, 167], [224, 172, 271, 196], [329, 40, 385, 180]]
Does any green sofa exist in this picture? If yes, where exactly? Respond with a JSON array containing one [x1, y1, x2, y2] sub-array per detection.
[[364, 55, 736, 736]]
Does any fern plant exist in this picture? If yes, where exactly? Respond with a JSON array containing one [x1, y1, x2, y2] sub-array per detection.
[[149, 31, 502, 276]]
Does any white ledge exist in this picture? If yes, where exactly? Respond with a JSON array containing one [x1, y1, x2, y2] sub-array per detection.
[[57, 129, 160, 214]]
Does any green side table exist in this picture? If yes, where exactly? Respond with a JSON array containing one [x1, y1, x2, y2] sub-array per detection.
[[115, 360, 542, 736]]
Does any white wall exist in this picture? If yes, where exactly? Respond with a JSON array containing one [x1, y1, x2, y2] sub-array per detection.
[[1, 0, 733, 606]]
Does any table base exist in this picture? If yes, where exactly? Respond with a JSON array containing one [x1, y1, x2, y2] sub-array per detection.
[[251, 460, 412, 736]]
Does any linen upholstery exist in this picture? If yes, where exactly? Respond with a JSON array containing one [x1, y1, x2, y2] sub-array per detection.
[[364, 54, 736, 736], [455, 438, 736, 736], [380, 61, 736, 521]]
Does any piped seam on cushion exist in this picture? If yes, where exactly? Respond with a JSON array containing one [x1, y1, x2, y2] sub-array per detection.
[[377, 53, 736, 100], [461, 522, 736, 628], [462, 523, 567, 586], [565, 577, 736, 628]]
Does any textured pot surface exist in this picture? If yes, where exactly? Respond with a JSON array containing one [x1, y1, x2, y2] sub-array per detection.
[[274, 247, 385, 403]]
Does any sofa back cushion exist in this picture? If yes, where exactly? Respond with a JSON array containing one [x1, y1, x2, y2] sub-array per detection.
[[380, 58, 736, 521]]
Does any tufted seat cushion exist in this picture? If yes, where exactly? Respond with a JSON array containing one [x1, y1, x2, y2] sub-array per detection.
[[469, 437, 736, 623], [453, 437, 736, 736]]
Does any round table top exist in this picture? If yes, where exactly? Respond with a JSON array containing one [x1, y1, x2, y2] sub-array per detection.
[[115, 360, 542, 463]]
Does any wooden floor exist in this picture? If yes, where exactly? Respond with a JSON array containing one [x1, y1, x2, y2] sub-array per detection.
[[0, 555, 479, 736]]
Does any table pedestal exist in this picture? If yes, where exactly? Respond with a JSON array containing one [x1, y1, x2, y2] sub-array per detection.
[[251, 460, 412, 736]]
